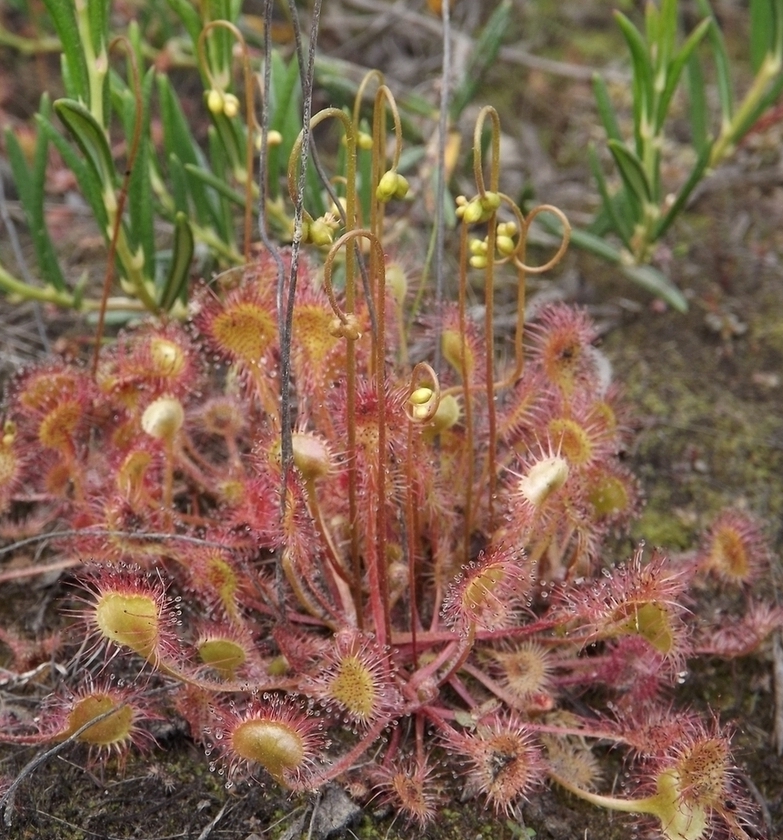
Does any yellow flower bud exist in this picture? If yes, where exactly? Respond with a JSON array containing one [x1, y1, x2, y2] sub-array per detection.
[[307, 218, 334, 247], [2, 420, 16, 447], [329, 315, 362, 341], [222, 93, 240, 118], [376, 170, 400, 202], [410, 387, 433, 405], [484, 192, 501, 210], [462, 199, 485, 225], [207, 89, 224, 115], [393, 173, 410, 199]]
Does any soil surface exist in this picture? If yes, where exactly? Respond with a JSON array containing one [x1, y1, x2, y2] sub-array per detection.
[[1, 2, 782, 839]]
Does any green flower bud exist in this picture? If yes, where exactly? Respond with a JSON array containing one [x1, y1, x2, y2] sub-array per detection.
[[308, 218, 334, 247], [393, 173, 410, 199], [222, 93, 240, 118], [462, 199, 485, 225], [376, 171, 409, 202], [207, 89, 224, 115]]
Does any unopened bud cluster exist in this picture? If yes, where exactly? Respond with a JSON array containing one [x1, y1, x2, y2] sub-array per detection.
[[206, 88, 240, 118]]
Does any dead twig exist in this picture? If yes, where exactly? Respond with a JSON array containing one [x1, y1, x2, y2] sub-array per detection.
[[196, 800, 231, 840]]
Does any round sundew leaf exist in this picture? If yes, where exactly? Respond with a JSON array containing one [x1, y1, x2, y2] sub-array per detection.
[[232, 719, 305, 784]]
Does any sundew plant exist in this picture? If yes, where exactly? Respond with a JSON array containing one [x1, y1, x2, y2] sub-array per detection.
[[0, 2, 781, 838]]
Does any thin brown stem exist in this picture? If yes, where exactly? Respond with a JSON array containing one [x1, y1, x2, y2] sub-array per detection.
[[457, 222, 473, 565]]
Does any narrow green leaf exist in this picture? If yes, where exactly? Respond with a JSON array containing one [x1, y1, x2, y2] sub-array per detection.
[[209, 108, 244, 176], [268, 53, 303, 200], [228, 0, 242, 23], [165, 0, 202, 48], [41, 0, 88, 101], [592, 73, 623, 143], [157, 74, 218, 228], [533, 210, 626, 265], [588, 144, 633, 247], [36, 112, 108, 231], [686, 52, 710, 154], [125, 68, 156, 278], [750, 0, 774, 72], [450, 0, 512, 120], [614, 11, 654, 125], [30, 98, 69, 286], [396, 145, 427, 174], [694, 0, 733, 122], [205, 0, 233, 79], [657, 0, 679, 71], [168, 153, 190, 216], [774, 0, 783, 61], [54, 98, 114, 188], [607, 138, 652, 203], [652, 142, 713, 241], [266, 52, 288, 194], [621, 263, 688, 312], [31, 98, 51, 201], [5, 123, 67, 292], [585, 203, 613, 239], [730, 72, 783, 142], [304, 157, 326, 220], [644, 2, 659, 55], [127, 19, 144, 73], [205, 125, 235, 247], [159, 212, 194, 310], [184, 163, 247, 207], [87, 0, 109, 56], [655, 17, 713, 134]]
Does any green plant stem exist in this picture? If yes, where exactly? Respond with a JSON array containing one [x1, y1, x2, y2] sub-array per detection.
[[75, 0, 108, 128], [191, 222, 244, 264], [549, 771, 651, 815], [110, 221, 157, 310], [711, 52, 783, 165], [0, 264, 75, 308], [0, 27, 60, 54], [0, 259, 151, 314]]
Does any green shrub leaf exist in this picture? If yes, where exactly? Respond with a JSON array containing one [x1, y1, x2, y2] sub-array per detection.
[[158, 212, 194, 310], [54, 98, 114, 188]]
